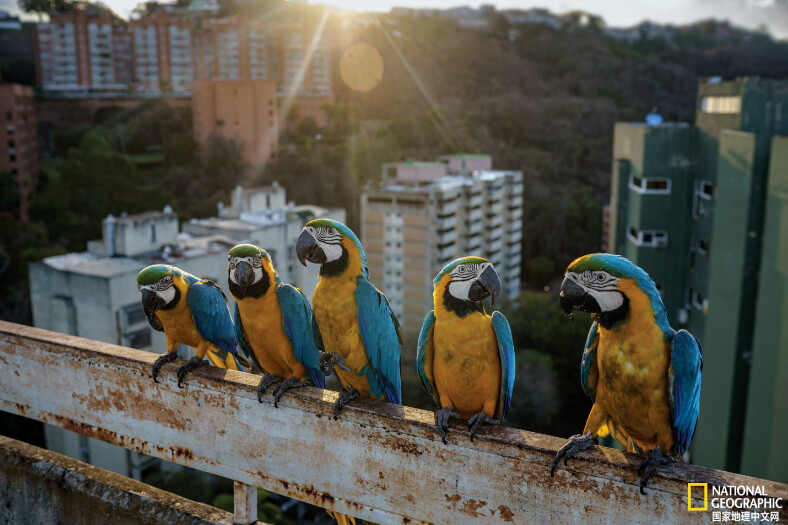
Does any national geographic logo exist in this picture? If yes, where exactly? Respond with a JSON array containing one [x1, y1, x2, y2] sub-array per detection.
[[687, 483, 784, 522]]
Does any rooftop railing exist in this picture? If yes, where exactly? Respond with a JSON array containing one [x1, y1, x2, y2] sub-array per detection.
[[0, 321, 785, 524]]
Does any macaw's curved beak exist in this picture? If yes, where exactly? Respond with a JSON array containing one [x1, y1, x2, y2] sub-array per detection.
[[142, 288, 164, 313], [559, 276, 600, 317], [296, 230, 325, 267], [235, 261, 253, 293], [469, 265, 501, 305]]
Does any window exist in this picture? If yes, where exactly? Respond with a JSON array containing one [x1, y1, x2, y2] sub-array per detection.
[[628, 226, 668, 248], [698, 180, 714, 199], [691, 235, 710, 255], [690, 290, 705, 311], [123, 303, 147, 326], [127, 329, 152, 349], [701, 96, 741, 114], [629, 174, 671, 194]]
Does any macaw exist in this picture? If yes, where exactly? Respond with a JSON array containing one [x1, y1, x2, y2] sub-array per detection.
[[137, 264, 248, 387], [416, 257, 515, 444], [227, 244, 325, 407], [550, 253, 702, 493], [295, 218, 402, 418]]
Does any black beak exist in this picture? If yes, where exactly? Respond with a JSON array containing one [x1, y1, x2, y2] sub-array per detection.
[[296, 230, 325, 267], [469, 265, 501, 305], [142, 288, 164, 313], [559, 276, 600, 317], [235, 261, 254, 293]]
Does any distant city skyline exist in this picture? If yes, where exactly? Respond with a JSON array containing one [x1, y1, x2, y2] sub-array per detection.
[[2, 0, 787, 37]]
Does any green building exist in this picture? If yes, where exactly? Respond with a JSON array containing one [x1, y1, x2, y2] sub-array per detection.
[[607, 78, 788, 482]]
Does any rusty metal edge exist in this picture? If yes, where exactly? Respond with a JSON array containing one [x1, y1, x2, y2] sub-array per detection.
[[1, 320, 786, 500], [0, 435, 265, 525]]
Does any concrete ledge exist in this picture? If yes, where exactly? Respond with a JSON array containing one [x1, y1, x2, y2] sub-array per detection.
[[0, 321, 786, 524], [0, 435, 247, 525]]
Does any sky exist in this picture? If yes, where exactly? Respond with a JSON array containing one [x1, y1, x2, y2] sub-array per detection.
[[3, 0, 787, 37]]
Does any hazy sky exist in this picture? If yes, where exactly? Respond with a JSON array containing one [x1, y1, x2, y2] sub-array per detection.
[[4, 0, 787, 37]]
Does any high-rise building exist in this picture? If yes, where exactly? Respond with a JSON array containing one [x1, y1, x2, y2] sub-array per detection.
[[192, 78, 278, 165], [130, 11, 193, 93], [0, 83, 38, 222], [361, 155, 523, 340], [607, 77, 788, 482]]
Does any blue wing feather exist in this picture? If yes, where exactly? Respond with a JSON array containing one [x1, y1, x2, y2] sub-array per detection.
[[669, 329, 703, 456], [186, 280, 239, 356], [355, 279, 402, 404], [416, 311, 439, 409], [276, 284, 325, 389], [491, 312, 516, 422], [580, 322, 600, 401]]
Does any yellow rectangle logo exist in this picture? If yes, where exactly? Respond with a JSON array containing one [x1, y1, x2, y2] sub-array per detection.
[[688, 483, 708, 511]]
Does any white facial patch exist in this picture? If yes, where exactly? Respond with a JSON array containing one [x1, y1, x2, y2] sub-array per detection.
[[229, 256, 265, 284], [447, 262, 490, 300], [567, 270, 623, 313], [310, 226, 344, 263], [139, 281, 176, 305]]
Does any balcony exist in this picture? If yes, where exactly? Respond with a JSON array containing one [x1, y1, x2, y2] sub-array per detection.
[[0, 321, 785, 524]]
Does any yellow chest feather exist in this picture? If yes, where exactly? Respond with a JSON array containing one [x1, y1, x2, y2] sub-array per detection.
[[237, 290, 299, 377]]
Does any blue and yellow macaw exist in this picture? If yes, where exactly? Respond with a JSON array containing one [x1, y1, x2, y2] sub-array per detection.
[[551, 253, 702, 493], [417, 257, 515, 444], [227, 244, 325, 407], [137, 264, 248, 387], [295, 218, 402, 418]]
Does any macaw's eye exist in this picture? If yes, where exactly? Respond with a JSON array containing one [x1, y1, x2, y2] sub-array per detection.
[[597, 273, 605, 281], [229, 259, 236, 269], [459, 265, 466, 272], [253, 255, 262, 268]]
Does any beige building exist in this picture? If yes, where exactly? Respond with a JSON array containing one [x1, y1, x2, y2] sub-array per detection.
[[192, 78, 278, 166], [361, 155, 523, 339]]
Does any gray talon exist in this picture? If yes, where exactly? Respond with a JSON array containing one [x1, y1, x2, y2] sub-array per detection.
[[332, 385, 359, 419], [636, 446, 673, 495], [435, 408, 463, 445], [152, 351, 178, 383], [257, 375, 284, 403], [176, 356, 208, 388], [318, 352, 352, 376], [467, 412, 500, 442], [551, 432, 595, 477], [272, 377, 310, 408]]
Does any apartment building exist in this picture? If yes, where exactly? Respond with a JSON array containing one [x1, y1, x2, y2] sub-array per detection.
[[361, 155, 523, 340], [607, 77, 788, 482], [192, 78, 278, 165], [0, 83, 38, 222]]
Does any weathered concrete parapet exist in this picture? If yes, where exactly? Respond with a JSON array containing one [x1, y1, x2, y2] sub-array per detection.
[[0, 321, 785, 524], [0, 435, 241, 525]]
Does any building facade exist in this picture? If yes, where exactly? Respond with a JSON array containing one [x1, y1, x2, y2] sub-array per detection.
[[0, 83, 38, 222], [192, 78, 278, 165], [607, 78, 788, 482], [361, 155, 523, 340]]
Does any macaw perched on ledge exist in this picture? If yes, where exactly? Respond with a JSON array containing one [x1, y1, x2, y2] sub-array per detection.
[[227, 244, 325, 407], [137, 264, 248, 387], [417, 257, 515, 444], [551, 253, 702, 494], [296, 218, 402, 419]]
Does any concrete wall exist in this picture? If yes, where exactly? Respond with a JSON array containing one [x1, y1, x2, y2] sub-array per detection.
[[0, 436, 236, 525]]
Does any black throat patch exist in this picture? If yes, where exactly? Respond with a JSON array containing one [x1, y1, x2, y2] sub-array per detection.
[[159, 286, 181, 311], [443, 285, 484, 318], [597, 293, 630, 330], [319, 245, 349, 278], [229, 270, 271, 299]]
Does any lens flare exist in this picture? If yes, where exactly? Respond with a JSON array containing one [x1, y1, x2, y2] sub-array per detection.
[[339, 42, 384, 92]]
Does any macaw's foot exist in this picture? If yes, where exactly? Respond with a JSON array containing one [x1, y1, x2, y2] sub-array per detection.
[[318, 352, 352, 376], [272, 376, 310, 408], [152, 351, 178, 383], [636, 446, 674, 495], [177, 356, 209, 388], [434, 408, 463, 445], [467, 412, 500, 442], [550, 432, 596, 477], [256, 375, 284, 403], [332, 385, 359, 420]]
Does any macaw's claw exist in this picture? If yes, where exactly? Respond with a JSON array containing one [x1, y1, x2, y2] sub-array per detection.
[[467, 412, 500, 442], [256, 375, 284, 403], [176, 356, 209, 388], [550, 432, 595, 477], [152, 351, 178, 383], [318, 352, 352, 376], [332, 385, 359, 420], [636, 446, 674, 495], [272, 376, 310, 408], [435, 408, 463, 445]]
